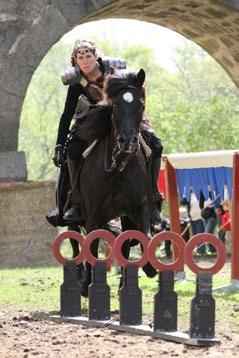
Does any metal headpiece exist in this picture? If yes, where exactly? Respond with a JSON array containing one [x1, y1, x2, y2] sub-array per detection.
[[72, 40, 96, 56]]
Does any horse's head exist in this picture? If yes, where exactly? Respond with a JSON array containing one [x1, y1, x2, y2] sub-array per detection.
[[104, 69, 146, 154]]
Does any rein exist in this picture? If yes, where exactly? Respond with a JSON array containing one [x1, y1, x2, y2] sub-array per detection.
[[104, 134, 120, 173], [104, 133, 140, 173], [104, 134, 139, 173]]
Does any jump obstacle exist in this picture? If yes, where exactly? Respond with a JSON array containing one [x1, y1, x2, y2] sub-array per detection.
[[52, 229, 226, 347]]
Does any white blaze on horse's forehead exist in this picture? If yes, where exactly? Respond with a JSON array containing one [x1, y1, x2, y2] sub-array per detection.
[[122, 92, 134, 103]]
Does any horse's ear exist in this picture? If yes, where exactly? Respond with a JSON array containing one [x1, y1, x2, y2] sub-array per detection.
[[136, 69, 145, 88]]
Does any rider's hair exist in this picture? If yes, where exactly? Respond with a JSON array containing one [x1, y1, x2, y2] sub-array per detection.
[[71, 39, 97, 66]]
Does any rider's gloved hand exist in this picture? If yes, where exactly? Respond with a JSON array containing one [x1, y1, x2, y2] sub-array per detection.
[[52, 144, 66, 167]]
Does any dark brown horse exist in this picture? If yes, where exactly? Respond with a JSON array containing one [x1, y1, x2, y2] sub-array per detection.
[[76, 69, 157, 295]]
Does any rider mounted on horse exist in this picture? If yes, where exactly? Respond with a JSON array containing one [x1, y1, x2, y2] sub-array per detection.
[[46, 39, 163, 233]]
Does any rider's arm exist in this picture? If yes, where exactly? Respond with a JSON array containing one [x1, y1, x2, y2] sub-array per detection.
[[56, 84, 82, 145]]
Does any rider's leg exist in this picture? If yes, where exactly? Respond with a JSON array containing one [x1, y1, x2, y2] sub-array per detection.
[[63, 139, 86, 223], [46, 161, 71, 227], [63, 158, 83, 222]]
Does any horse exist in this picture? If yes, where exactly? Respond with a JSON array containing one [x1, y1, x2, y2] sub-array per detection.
[[74, 69, 157, 296]]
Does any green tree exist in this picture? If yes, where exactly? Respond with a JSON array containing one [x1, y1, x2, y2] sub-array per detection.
[[19, 37, 239, 181], [148, 41, 239, 153]]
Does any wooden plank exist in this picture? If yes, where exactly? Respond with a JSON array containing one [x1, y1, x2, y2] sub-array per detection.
[[231, 152, 239, 280], [50, 315, 220, 347], [164, 158, 184, 272]]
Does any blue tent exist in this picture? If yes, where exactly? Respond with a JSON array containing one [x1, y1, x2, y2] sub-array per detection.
[[166, 150, 238, 201]]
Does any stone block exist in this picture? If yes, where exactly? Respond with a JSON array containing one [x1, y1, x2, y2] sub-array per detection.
[[0, 151, 27, 181], [0, 180, 58, 267], [218, 0, 239, 10]]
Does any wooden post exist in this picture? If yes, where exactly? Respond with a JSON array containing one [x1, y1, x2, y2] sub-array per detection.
[[164, 157, 183, 271], [231, 152, 239, 280]]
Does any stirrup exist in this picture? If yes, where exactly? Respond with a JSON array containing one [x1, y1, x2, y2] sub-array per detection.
[[46, 207, 75, 227], [63, 204, 81, 221], [63, 204, 86, 225]]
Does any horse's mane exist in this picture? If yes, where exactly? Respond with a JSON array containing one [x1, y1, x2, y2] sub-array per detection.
[[75, 105, 112, 142], [76, 71, 145, 142], [105, 72, 145, 100]]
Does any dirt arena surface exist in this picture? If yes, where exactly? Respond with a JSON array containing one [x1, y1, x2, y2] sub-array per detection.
[[0, 309, 238, 358]]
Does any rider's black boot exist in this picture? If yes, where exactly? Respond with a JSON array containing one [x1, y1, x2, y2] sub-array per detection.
[[46, 207, 60, 227], [142, 261, 157, 278], [63, 159, 84, 223], [46, 207, 75, 227], [46, 161, 73, 227]]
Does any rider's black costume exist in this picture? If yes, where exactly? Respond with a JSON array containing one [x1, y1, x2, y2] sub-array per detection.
[[46, 58, 163, 227]]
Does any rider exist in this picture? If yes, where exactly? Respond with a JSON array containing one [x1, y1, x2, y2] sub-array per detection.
[[46, 39, 163, 226]]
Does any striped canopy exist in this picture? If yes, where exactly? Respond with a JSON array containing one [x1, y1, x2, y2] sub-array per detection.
[[166, 150, 239, 201]]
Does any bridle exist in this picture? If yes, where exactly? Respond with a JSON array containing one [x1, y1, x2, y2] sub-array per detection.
[[104, 85, 144, 173], [104, 133, 140, 173]]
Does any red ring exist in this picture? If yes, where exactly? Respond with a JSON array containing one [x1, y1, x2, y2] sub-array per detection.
[[83, 229, 115, 267], [184, 233, 226, 274], [53, 230, 85, 266], [113, 230, 149, 268], [147, 231, 186, 271]]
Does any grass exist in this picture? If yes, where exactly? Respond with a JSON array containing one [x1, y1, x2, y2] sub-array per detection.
[[0, 261, 239, 331]]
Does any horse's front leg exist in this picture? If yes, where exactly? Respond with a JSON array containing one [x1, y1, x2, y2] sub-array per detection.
[[131, 204, 157, 278], [69, 224, 85, 280], [118, 216, 135, 289], [130, 201, 151, 236], [81, 217, 100, 297]]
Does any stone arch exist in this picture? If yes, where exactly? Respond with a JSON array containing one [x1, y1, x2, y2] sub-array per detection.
[[0, 0, 238, 178]]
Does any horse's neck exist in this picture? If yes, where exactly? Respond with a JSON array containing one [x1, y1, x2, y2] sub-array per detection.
[[109, 126, 117, 149]]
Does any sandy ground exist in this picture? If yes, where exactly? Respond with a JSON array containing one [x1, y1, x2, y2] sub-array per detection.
[[0, 309, 239, 358]]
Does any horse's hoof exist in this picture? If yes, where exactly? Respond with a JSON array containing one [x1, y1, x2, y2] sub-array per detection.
[[80, 278, 89, 298], [81, 290, 88, 298], [142, 262, 157, 278], [81, 286, 88, 298]]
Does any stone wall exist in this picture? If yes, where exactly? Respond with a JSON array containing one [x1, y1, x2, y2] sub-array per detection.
[[0, 181, 58, 267], [0, 151, 27, 181], [218, 0, 239, 10]]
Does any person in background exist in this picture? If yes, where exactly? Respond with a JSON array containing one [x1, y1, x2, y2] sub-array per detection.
[[181, 187, 206, 255], [162, 207, 190, 259], [200, 186, 218, 254], [215, 201, 231, 245], [179, 207, 191, 243]]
